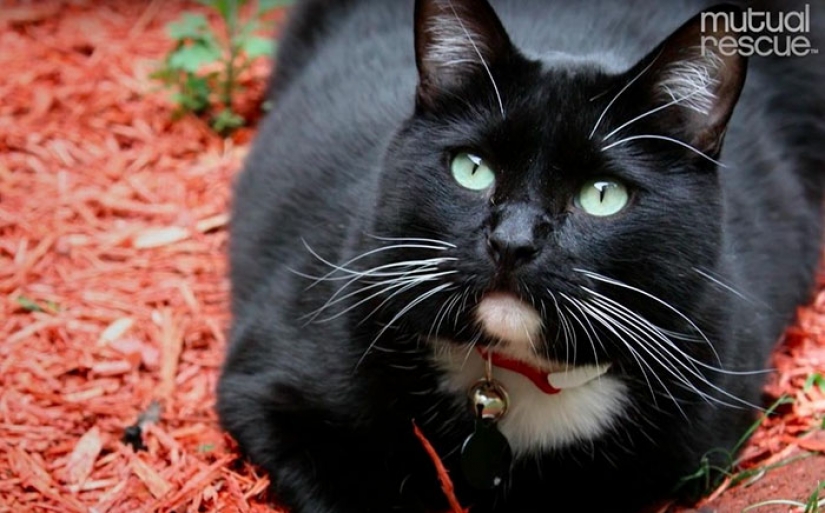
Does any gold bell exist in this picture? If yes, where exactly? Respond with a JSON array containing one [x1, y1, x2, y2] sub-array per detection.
[[468, 379, 509, 422]]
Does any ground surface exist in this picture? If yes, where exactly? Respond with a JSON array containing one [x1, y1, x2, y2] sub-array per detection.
[[0, 1, 823, 512]]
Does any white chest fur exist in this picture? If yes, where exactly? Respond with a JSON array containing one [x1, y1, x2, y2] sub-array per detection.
[[433, 346, 629, 455]]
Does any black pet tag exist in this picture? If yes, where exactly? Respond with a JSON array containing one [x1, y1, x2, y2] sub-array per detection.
[[460, 417, 513, 489], [460, 379, 512, 490]]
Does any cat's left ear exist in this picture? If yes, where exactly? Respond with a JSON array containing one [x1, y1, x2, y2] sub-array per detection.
[[628, 5, 748, 156], [414, 0, 514, 109]]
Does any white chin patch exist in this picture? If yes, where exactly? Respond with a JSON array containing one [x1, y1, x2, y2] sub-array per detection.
[[433, 343, 627, 455], [476, 293, 542, 351]]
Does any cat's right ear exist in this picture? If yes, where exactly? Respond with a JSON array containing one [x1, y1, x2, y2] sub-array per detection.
[[414, 0, 513, 109], [618, 4, 748, 157]]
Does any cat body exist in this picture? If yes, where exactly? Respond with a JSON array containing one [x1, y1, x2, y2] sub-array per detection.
[[218, 1, 825, 511]]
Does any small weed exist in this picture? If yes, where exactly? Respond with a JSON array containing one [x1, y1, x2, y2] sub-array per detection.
[[677, 395, 793, 500], [742, 480, 825, 512], [197, 443, 216, 453], [17, 295, 44, 312], [729, 452, 812, 488], [802, 373, 825, 430], [16, 296, 60, 313], [805, 481, 825, 513], [153, 0, 293, 135], [803, 373, 825, 395]]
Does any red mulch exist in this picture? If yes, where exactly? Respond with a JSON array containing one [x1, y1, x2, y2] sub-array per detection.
[[0, 1, 822, 512]]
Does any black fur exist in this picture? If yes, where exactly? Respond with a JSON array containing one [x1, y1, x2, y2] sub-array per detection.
[[218, 1, 825, 511]]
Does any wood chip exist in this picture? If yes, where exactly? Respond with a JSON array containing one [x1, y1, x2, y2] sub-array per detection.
[[129, 452, 172, 499], [65, 426, 104, 485], [132, 226, 190, 249], [196, 213, 229, 233], [98, 317, 134, 346]]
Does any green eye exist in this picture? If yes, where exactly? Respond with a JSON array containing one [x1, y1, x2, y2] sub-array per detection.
[[577, 179, 629, 217], [451, 153, 495, 191]]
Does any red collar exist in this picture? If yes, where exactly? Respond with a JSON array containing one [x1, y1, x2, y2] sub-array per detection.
[[476, 347, 561, 395]]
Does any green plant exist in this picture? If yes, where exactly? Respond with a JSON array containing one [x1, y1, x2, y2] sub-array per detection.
[[742, 480, 825, 512], [152, 0, 293, 134], [804, 373, 825, 395], [16, 295, 59, 313], [677, 395, 794, 500]]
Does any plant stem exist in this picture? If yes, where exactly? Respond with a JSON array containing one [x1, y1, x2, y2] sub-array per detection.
[[222, 0, 239, 110]]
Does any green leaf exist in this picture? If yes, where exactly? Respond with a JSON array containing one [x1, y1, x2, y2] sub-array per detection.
[[258, 0, 293, 13], [804, 373, 825, 394], [233, 19, 271, 53], [167, 13, 211, 41], [201, 0, 249, 22], [168, 42, 223, 72], [17, 296, 44, 313], [182, 75, 212, 112], [212, 109, 245, 133], [150, 66, 176, 83], [214, 0, 233, 22], [194, 0, 249, 11], [237, 18, 261, 40], [169, 73, 211, 113], [239, 35, 272, 59]]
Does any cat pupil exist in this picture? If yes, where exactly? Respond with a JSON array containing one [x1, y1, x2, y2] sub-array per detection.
[[468, 154, 483, 173], [597, 182, 609, 202]]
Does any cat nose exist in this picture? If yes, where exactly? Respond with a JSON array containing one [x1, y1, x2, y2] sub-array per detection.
[[487, 205, 542, 268]]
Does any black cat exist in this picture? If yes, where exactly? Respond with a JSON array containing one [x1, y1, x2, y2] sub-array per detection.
[[217, 1, 825, 511]]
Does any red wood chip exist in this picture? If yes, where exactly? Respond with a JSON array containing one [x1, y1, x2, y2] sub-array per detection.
[[66, 426, 104, 485]]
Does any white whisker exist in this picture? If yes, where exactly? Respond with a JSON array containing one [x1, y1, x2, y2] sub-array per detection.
[[357, 282, 453, 369], [429, 290, 461, 340], [311, 271, 457, 325], [292, 258, 454, 286], [601, 134, 726, 167], [363, 234, 456, 248], [574, 297, 672, 412], [591, 294, 758, 410], [561, 299, 602, 379], [573, 269, 768, 410], [301, 239, 452, 287], [588, 51, 661, 140], [575, 269, 718, 360], [548, 291, 573, 369], [447, 0, 505, 118], [358, 271, 458, 324], [589, 293, 770, 378], [300, 263, 453, 320], [602, 86, 716, 142], [693, 267, 774, 312]]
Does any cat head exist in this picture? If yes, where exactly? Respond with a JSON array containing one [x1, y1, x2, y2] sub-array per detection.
[[368, 0, 747, 375]]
